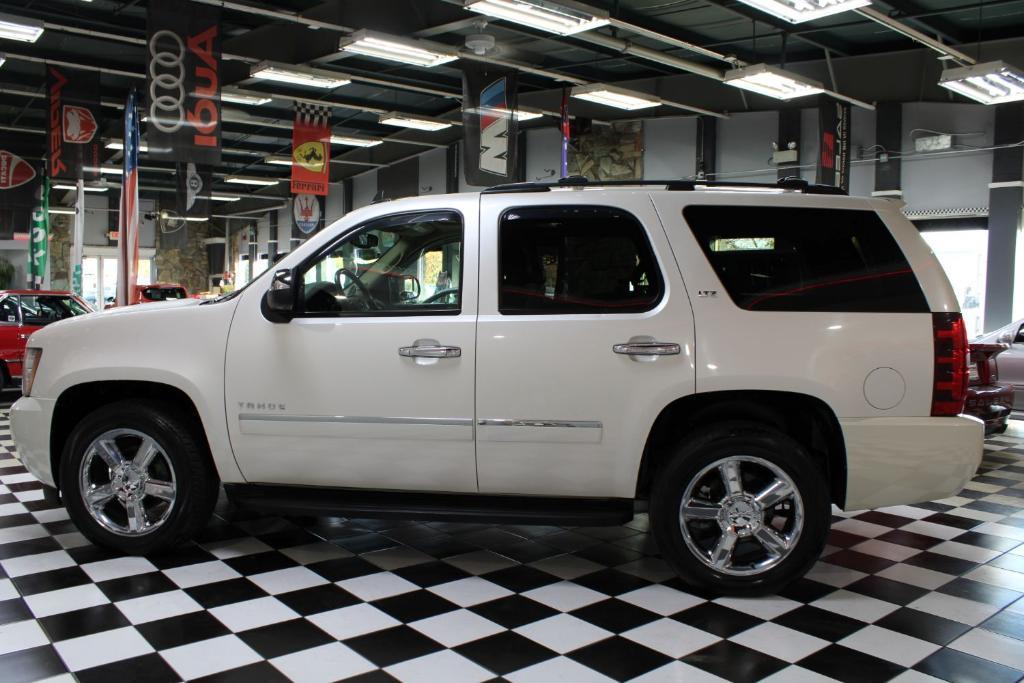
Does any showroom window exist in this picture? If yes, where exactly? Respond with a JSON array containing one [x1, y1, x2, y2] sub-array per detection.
[[298, 210, 462, 316], [498, 205, 663, 314], [919, 228, 988, 338], [684, 205, 929, 313]]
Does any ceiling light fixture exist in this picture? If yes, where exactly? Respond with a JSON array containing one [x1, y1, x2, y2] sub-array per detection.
[[723, 63, 824, 100], [0, 12, 44, 43], [264, 155, 293, 166], [735, 0, 869, 24], [105, 140, 150, 153], [160, 211, 207, 222], [465, 0, 609, 36], [211, 195, 242, 202], [938, 61, 1024, 105], [225, 175, 281, 186], [48, 207, 76, 215], [378, 112, 453, 131], [330, 134, 384, 148], [0, 54, 6, 68], [52, 183, 107, 192], [221, 89, 273, 106], [570, 83, 661, 110], [338, 30, 458, 68], [250, 62, 351, 89]]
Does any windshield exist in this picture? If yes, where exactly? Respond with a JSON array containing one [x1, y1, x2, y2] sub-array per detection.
[[143, 287, 187, 301]]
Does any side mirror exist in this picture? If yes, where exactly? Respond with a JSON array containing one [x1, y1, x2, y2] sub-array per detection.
[[998, 330, 1014, 345], [262, 269, 296, 323]]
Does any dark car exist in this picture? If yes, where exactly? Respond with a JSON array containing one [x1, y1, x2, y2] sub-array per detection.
[[965, 342, 1014, 434]]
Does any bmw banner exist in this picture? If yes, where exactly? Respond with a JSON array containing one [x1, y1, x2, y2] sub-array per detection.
[[47, 66, 101, 180], [0, 151, 41, 240], [291, 103, 331, 196], [146, 0, 222, 165], [461, 64, 519, 186], [176, 162, 211, 219]]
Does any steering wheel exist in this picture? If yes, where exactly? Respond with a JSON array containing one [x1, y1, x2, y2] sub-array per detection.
[[423, 288, 459, 305], [335, 268, 380, 310]]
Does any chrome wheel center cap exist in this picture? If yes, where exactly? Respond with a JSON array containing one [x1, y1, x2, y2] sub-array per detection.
[[720, 495, 762, 536], [112, 465, 145, 497]]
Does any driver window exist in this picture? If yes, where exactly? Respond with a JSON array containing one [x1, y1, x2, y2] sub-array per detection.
[[0, 297, 18, 324], [299, 210, 463, 316]]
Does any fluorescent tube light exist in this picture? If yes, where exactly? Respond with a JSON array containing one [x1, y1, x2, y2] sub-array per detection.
[[264, 155, 293, 166], [48, 207, 76, 215], [938, 61, 1024, 105], [514, 108, 545, 121], [338, 30, 457, 68], [221, 89, 273, 106], [723, 64, 824, 100], [250, 62, 351, 89], [378, 112, 453, 131], [467, 106, 545, 121], [225, 175, 280, 186], [0, 12, 44, 43], [52, 183, 107, 192], [105, 140, 150, 152], [0, 54, 6, 68], [160, 211, 207, 222], [211, 195, 241, 202], [571, 84, 661, 110], [330, 134, 384, 148], [465, 0, 608, 36], [735, 0, 869, 24]]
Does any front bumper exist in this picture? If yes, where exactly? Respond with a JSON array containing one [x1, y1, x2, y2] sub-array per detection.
[[841, 415, 984, 511], [10, 396, 57, 488]]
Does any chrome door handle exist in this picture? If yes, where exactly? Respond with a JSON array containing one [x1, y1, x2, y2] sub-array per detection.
[[399, 345, 461, 359], [613, 337, 681, 359]]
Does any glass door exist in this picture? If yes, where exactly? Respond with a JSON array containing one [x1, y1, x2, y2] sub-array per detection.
[[920, 229, 988, 338]]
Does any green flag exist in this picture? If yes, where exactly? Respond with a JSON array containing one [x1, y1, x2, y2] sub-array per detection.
[[28, 176, 49, 289]]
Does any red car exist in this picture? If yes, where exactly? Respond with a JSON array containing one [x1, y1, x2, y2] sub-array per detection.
[[104, 283, 191, 309], [0, 290, 91, 389], [965, 342, 1015, 434]]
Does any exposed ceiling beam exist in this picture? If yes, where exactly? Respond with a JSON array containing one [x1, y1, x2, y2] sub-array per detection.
[[875, 0, 968, 46]]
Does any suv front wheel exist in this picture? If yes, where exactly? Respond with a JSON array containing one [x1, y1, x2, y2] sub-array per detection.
[[651, 422, 830, 595]]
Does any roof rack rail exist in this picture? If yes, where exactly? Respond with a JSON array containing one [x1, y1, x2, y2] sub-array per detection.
[[482, 175, 847, 196]]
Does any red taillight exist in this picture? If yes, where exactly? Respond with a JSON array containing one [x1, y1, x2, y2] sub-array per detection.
[[932, 312, 968, 416]]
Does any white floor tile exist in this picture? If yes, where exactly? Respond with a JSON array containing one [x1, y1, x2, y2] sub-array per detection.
[[202, 536, 273, 559], [410, 608, 504, 648], [209, 596, 299, 632], [53, 626, 153, 672], [714, 595, 802, 621], [0, 549, 74, 578], [528, 554, 604, 580], [877, 563, 954, 591], [623, 618, 721, 658], [830, 518, 894, 538], [522, 581, 607, 612], [759, 666, 842, 683], [386, 649, 494, 683], [965, 565, 1024, 592], [160, 634, 262, 680], [730, 622, 829, 662], [950, 627, 1024, 671], [0, 577, 17, 601], [929, 541, 1002, 564], [115, 590, 202, 625], [0, 523, 49, 545], [805, 561, 868, 588], [24, 583, 109, 619], [620, 584, 705, 616], [899, 521, 967, 541], [279, 542, 353, 565], [974, 523, 1024, 542], [0, 619, 49, 656], [271, 642, 376, 683], [308, 603, 400, 641], [811, 590, 898, 623], [506, 655, 616, 682], [908, 592, 1000, 626], [514, 613, 613, 654], [247, 566, 328, 595], [162, 560, 241, 588], [337, 571, 419, 602], [428, 576, 513, 607], [875, 505, 936, 520], [839, 625, 939, 667], [80, 556, 157, 583], [850, 539, 922, 563]]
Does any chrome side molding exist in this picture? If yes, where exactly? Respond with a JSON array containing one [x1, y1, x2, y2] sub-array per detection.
[[478, 419, 602, 429]]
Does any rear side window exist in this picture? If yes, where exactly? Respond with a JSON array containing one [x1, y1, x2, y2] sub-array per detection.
[[499, 205, 663, 314], [683, 205, 928, 313]]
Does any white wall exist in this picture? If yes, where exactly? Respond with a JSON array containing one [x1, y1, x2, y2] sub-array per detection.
[[717, 110, 777, 183], [849, 106, 876, 198], [525, 127, 561, 183], [419, 148, 447, 195], [353, 171, 377, 210], [643, 117, 696, 180]]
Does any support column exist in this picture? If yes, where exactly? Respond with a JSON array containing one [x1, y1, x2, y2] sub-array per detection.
[[696, 116, 717, 181], [71, 180, 85, 296], [777, 109, 801, 181], [984, 103, 1024, 331], [873, 102, 902, 198]]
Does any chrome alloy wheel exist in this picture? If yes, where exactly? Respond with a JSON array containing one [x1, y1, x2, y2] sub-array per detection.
[[678, 455, 803, 576], [78, 428, 176, 536]]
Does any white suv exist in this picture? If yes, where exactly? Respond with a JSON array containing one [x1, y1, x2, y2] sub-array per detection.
[[10, 179, 984, 595]]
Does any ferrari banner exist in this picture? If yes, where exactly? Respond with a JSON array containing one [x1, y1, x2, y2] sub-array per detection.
[[176, 162, 211, 218], [146, 0, 221, 164], [0, 151, 40, 240], [291, 103, 331, 195], [292, 193, 324, 240], [28, 176, 49, 289], [47, 65, 101, 180], [461, 64, 519, 186], [817, 96, 851, 191]]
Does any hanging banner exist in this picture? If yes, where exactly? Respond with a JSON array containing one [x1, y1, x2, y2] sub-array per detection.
[[0, 151, 40, 240], [560, 87, 570, 179], [817, 96, 851, 191], [176, 162, 211, 218], [28, 175, 49, 288], [291, 103, 331, 195], [48, 66, 101, 181], [146, 0, 221, 164], [116, 88, 141, 307], [292, 193, 324, 240], [461, 64, 519, 186]]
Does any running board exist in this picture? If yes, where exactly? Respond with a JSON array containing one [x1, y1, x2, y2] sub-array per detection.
[[224, 484, 634, 527]]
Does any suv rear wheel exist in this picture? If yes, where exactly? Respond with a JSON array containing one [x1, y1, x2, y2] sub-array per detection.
[[60, 400, 219, 555], [651, 422, 829, 595]]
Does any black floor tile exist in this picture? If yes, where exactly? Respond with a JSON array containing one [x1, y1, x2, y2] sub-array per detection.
[[192, 661, 292, 683], [0, 536, 60, 560], [903, 551, 978, 576], [275, 584, 360, 616], [0, 645, 68, 683], [480, 565, 560, 593], [876, 529, 943, 551], [0, 513, 35, 529], [777, 577, 836, 604], [136, 610, 231, 650], [76, 652, 180, 683], [683, 639, 788, 683], [914, 646, 1024, 683], [571, 567, 652, 596], [875, 607, 972, 646], [39, 603, 130, 641], [574, 543, 643, 567], [568, 635, 672, 680], [673, 602, 762, 638], [923, 513, 984, 530], [827, 529, 871, 548], [773, 605, 868, 642], [798, 644, 906, 683], [97, 571, 178, 602], [372, 589, 459, 623], [938, 577, 1022, 607], [223, 550, 298, 576], [11, 566, 91, 596], [980, 610, 1024, 641], [854, 511, 915, 528], [569, 598, 660, 633], [306, 556, 380, 582], [822, 549, 897, 574], [0, 597, 33, 626], [343, 625, 444, 667], [393, 560, 472, 588], [147, 544, 216, 570], [847, 575, 930, 605], [470, 595, 559, 630], [237, 617, 334, 659], [957, 531, 1023, 551], [455, 631, 558, 676], [185, 577, 268, 609]]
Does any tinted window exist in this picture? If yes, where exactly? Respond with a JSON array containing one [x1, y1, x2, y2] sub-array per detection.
[[299, 211, 462, 316], [684, 206, 928, 313], [142, 287, 187, 301], [20, 295, 90, 325], [0, 297, 18, 324], [499, 205, 663, 314]]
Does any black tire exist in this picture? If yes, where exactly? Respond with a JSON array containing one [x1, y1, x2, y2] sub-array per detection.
[[650, 421, 830, 596], [60, 400, 219, 555]]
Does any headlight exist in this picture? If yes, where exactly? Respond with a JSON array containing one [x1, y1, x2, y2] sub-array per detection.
[[22, 348, 41, 397]]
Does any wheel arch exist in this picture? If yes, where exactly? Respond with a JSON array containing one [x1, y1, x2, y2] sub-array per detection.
[[636, 390, 847, 507]]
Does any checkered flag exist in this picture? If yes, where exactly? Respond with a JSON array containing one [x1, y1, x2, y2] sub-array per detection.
[[295, 102, 330, 127]]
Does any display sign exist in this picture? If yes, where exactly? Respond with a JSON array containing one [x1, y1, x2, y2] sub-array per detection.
[[292, 193, 324, 238], [290, 103, 331, 195], [0, 150, 40, 240], [461, 64, 519, 186], [176, 161, 211, 218], [28, 175, 49, 289], [146, 0, 222, 165], [817, 96, 851, 191], [47, 66, 101, 180]]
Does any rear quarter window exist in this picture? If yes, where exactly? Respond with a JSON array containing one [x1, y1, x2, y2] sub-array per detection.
[[683, 205, 929, 313]]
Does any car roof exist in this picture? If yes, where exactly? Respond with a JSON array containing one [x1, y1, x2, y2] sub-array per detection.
[[0, 290, 80, 296]]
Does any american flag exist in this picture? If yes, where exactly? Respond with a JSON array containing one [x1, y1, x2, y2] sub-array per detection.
[[560, 87, 570, 178], [117, 87, 140, 307]]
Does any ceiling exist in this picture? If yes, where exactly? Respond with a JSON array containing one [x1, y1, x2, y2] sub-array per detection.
[[1, 0, 1023, 212]]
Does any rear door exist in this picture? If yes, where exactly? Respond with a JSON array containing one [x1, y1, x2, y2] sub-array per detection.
[[475, 192, 696, 498]]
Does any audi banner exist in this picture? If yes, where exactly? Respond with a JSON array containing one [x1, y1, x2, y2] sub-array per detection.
[[291, 103, 331, 196], [47, 66, 101, 181], [817, 96, 851, 191], [0, 151, 41, 240], [146, 0, 221, 165], [176, 162, 211, 218], [462, 64, 519, 186]]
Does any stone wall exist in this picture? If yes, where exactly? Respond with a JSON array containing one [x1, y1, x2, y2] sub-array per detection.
[[569, 121, 644, 181], [48, 214, 72, 290], [155, 221, 213, 294]]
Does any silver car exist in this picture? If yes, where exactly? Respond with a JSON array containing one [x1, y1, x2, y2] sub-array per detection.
[[976, 320, 1024, 409]]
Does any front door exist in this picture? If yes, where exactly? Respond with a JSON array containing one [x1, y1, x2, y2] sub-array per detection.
[[224, 200, 479, 492], [474, 194, 696, 498]]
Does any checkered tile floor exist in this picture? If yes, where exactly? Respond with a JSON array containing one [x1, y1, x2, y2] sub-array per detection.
[[3, 404, 1024, 682]]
